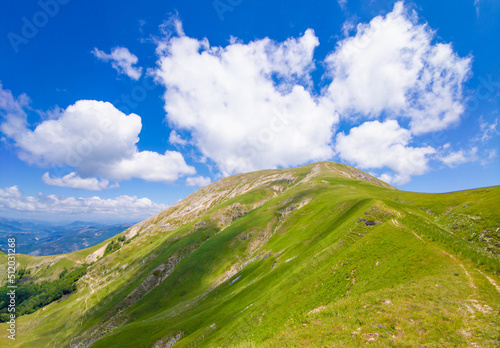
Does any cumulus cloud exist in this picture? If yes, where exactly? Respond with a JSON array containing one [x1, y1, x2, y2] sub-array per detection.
[[152, 3, 472, 182], [325, 1, 471, 134], [0, 86, 195, 188], [154, 23, 337, 176], [1, 1, 476, 191], [0, 185, 167, 218], [335, 120, 436, 184], [185, 176, 212, 187], [107, 150, 194, 182], [92, 47, 143, 80], [42, 172, 117, 191], [438, 147, 478, 168]]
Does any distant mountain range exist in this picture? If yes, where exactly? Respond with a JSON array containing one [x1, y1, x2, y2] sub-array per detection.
[[0, 218, 134, 255]]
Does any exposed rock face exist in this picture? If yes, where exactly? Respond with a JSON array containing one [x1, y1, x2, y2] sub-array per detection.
[[119, 170, 301, 239], [119, 255, 183, 309], [213, 203, 249, 229], [116, 162, 393, 244], [73, 250, 191, 348], [85, 244, 108, 263], [153, 332, 183, 348]]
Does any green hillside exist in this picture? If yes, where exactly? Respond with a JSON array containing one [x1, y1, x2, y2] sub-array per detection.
[[1, 162, 499, 347]]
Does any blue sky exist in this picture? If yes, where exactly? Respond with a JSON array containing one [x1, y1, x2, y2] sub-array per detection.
[[0, 0, 498, 222]]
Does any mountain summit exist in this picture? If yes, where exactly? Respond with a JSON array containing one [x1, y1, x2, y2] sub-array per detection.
[[1, 162, 499, 347]]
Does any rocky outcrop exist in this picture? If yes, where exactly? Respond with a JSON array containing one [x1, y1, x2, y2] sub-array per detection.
[[153, 332, 183, 348]]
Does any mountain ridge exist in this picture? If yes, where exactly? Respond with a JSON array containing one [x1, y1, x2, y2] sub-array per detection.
[[0, 161, 499, 347]]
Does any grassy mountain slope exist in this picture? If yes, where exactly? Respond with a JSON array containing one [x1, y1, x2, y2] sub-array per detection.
[[1, 162, 499, 347]]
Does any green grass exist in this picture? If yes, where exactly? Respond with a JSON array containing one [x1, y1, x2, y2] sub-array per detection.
[[0, 162, 498, 347]]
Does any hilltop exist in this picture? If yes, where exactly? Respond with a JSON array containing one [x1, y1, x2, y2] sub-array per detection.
[[0, 161, 499, 347]]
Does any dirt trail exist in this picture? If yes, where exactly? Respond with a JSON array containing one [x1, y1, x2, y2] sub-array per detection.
[[392, 218, 423, 241], [440, 249, 476, 289], [396, 217, 500, 296], [65, 255, 84, 264], [410, 214, 500, 295], [392, 217, 500, 296], [477, 269, 500, 294], [79, 274, 98, 313], [392, 219, 476, 289]]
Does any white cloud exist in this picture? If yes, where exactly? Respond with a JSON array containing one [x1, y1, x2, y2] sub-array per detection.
[[154, 24, 337, 176], [92, 47, 143, 80], [108, 150, 195, 182], [42, 172, 117, 191], [434, 117, 499, 168], [0, 86, 195, 188], [0, 83, 30, 138], [186, 176, 212, 187], [0, 2, 476, 190], [325, 1, 471, 134], [169, 130, 188, 146], [0, 185, 167, 219], [438, 147, 478, 168], [477, 117, 499, 142], [152, 4, 471, 181], [341, 17, 357, 37], [437, 145, 498, 168], [335, 120, 436, 184]]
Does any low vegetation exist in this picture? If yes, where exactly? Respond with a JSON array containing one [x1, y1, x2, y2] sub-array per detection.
[[0, 266, 87, 322]]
